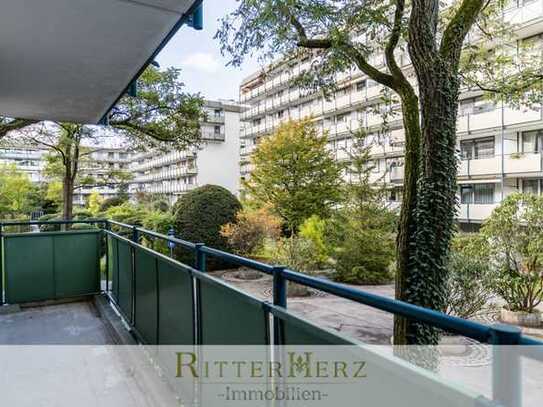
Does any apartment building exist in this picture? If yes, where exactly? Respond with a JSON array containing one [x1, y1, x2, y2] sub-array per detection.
[[0, 142, 130, 206], [238, 1, 543, 229], [129, 99, 243, 203]]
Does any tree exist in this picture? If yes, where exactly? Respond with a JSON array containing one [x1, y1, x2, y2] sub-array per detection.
[[87, 191, 104, 216], [0, 164, 34, 219], [3, 66, 204, 220], [216, 0, 543, 344], [481, 193, 543, 313], [246, 119, 343, 232], [19, 123, 132, 220]]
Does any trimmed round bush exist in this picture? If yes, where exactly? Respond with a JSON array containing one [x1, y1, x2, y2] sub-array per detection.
[[172, 185, 241, 269]]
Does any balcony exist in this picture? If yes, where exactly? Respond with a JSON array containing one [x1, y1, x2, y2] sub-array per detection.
[[458, 203, 498, 222], [504, 152, 542, 174], [389, 166, 404, 183], [0, 219, 541, 406], [459, 156, 501, 177]]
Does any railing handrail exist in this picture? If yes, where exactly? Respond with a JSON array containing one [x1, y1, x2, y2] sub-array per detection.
[[0, 218, 107, 227], [3, 219, 543, 347]]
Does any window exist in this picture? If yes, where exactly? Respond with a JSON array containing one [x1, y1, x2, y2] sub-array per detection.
[[460, 138, 494, 159], [388, 188, 402, 202], [523, 179, 541, 195], [522, 130, 543, 153], [214, 125, 221, 134], [277, 110, 284, 118], [355, 80, 367, 91], [460, 184, 495, 204], [214, 109, 221, 117]]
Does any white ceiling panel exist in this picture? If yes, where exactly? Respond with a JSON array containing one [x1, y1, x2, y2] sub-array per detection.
[[0, 0, 197, 123]]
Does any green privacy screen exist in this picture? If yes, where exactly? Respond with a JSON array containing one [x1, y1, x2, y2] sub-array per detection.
[[3, 230, 100, 303], [108, 236, 133, 323], [134, 247, 195, 345], [271, 306, 359, 345], [108, 233, 195, 345], [197, 274, 269, 345]]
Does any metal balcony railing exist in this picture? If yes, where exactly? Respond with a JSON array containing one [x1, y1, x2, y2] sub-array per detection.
[[1, 219, 542, 406]]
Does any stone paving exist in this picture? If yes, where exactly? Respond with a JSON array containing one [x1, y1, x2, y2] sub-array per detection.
[[212, 269, 543, 344]]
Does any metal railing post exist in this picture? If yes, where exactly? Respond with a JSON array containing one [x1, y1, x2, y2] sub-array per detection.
[[105, 221, 110, 294], [131, 226, 139, 244], [490, 323, 522, 407], [272, 266, 287, 345], [194, 243, 206, 272], [194, 243, 206, 346], [130, 225, 138, 325]]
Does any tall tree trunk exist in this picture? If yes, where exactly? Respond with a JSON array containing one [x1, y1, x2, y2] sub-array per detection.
[[408, 65, 460, 344], [62, 176, 74, 221], [399, 0, 465, 344], [393, 88, 423, 344]]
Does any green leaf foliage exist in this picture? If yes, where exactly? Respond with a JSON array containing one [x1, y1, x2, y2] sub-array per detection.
[[246, 119, 343, 232], [172, 185, 242, 269]]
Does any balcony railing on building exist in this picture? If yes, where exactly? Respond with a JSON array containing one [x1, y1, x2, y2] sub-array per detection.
[[1, 218, 541, 407]]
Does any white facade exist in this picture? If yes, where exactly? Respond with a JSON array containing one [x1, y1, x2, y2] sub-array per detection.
[[238, 1, 543, 229], [129, 99, 243, 203]]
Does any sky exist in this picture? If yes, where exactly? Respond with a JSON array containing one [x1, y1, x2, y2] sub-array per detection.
[[155, 0, 262, 101]]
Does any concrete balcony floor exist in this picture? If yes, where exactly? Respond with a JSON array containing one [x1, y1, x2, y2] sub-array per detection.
[[0, 300, 114, 345], [0, 298, 180, 407]]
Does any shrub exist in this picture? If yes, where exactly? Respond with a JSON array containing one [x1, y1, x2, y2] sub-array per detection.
[[220, 206, 281, 256], [70, 223, 98, 230], [38, 213, 62, 232], [444, 234, 494, 318], [299, 215, 328, 266], [329, 207, 395, 285], [481, 193, 543, 313], [105, 202, 146, 226], [264, 236, 321, 273], [99, 196, 126, 212], [73, 209, 93, 220], [172, 185, 241, 269], [141, 210, 175, 255]]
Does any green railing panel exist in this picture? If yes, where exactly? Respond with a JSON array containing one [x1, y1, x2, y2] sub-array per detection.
[[108, 234, 119, 302], [3, 231, 100, 303], [198, 276, 268, 345], [4, 235, 55, 303], [273, 308, 358, 345], [117, 239, 133, 322], [54, 232, 100, 298], [157, 259, 194, 345], [134, 248, 158, 344]]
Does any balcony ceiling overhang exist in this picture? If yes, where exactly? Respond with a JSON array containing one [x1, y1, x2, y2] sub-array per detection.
[[0, 0, 201, 124]]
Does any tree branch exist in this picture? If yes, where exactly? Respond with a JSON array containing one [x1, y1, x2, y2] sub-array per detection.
[[0, 118, 37, 139], [384, 0, 412, 92], [440, 0, 486, 62], [283, 8, 397, 90]]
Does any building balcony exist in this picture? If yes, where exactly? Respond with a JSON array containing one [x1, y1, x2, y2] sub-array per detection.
[[201, 130, 225, 142], [457, 107, 542, 133], [389, 166, 404, 183], [458, 203, 498, 222], [504, 152, 543, 175], [459, 156, 501, 177]]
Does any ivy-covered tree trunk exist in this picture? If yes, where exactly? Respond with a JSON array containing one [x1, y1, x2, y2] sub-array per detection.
[[392, 0, 485, 344]]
